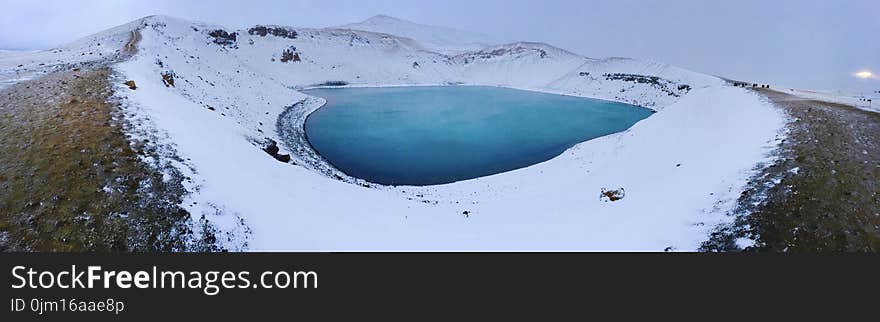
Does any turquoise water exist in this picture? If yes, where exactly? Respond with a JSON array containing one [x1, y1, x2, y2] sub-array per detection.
[[303, 86, 653, 186]]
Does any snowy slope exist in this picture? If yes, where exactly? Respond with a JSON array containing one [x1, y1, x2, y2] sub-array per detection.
[[785, 88, 879, 113], [0, 20, 140, 91], [0, 19, 140, 84], [3, 15, 784, 250], [139, 16, 715, 113], [546, 57, 723, 108], [340, 15, 495, 53]]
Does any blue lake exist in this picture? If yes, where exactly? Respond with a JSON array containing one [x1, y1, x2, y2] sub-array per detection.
[[303, 86, 653, 186]]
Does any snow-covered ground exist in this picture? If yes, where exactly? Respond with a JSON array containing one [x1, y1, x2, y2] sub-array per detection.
[[339, 15, 497, 54], [0, 20, 140, 90], [784, 88, 879, 113], [4, 15, 788, 250]]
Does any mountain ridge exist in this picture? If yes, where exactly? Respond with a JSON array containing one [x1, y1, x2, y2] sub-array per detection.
[[340, 14, 496, 53]]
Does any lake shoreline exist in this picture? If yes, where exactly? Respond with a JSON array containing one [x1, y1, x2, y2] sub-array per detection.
[[281, 85, 653, 187]]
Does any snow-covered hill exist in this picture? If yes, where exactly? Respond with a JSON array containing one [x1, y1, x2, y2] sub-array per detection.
[[1, 15, 785, 251], [0, 19, 140, 90], [340, 14, 496, 53]]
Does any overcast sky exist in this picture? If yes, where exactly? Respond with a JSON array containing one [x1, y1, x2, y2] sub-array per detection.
[[1, 0, 877, 92]]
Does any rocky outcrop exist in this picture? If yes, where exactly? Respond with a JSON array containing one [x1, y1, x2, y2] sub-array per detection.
[[280, 47, 301, 63], [208, 29, 237, 46], [601, 73, 691, 97], [161, 71, 175, 87], [248, 25, 298, 39], [261, 139, 290, 163]]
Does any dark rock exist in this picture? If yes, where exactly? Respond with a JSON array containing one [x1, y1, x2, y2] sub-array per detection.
[[280, 47, 301, 63], [124, 80, 137, 90], [600, 188, 626, 202], [208, 29, 237, 46], [161, 71, 175, 87], [316, 81, 348, 87], [274, 154, 291, 163], [248, 25, 298, 39], [264, 139, 279, 156]]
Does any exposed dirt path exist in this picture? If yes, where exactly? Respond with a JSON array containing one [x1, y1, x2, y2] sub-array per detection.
[[703, 89, 880, 252]]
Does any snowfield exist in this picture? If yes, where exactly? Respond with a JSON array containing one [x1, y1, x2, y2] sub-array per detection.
[[339, 14, 496, 54], [0, 20, 140, 91], [784, 88, 879, 113], [3, 15, 788, 250]]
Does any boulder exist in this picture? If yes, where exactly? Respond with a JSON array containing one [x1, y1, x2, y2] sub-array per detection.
[[161, 72, 175, 87], [208, 29, 237, 46], [600, 188, 626, 202], [274, 154, 291, 163], [264, 139, 279, 156]]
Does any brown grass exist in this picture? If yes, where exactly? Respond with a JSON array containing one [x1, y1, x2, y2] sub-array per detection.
[[0, 68, 191, 251]]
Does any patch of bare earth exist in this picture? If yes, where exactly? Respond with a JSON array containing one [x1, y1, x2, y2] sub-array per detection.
[[0, 67, 208, 251], [703, 89, 880, 252]]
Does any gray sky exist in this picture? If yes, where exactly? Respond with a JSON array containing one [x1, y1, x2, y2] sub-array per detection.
[[1, 0, 877, 92]]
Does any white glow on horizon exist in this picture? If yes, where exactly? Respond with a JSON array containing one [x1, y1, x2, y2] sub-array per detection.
[[854, 70, 875, 79]]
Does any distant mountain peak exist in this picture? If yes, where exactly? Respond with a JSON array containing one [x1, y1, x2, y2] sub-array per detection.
[[354, 14, 448, 31], [362, 14, 405, 23], [341, 14, 496, 53]]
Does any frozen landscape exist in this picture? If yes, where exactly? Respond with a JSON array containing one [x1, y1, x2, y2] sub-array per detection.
[[1, 14, 876, 251]]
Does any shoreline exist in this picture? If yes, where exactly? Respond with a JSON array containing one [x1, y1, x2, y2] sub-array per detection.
[[276, 95, 369, 186], [298, 82, 660, 110]]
